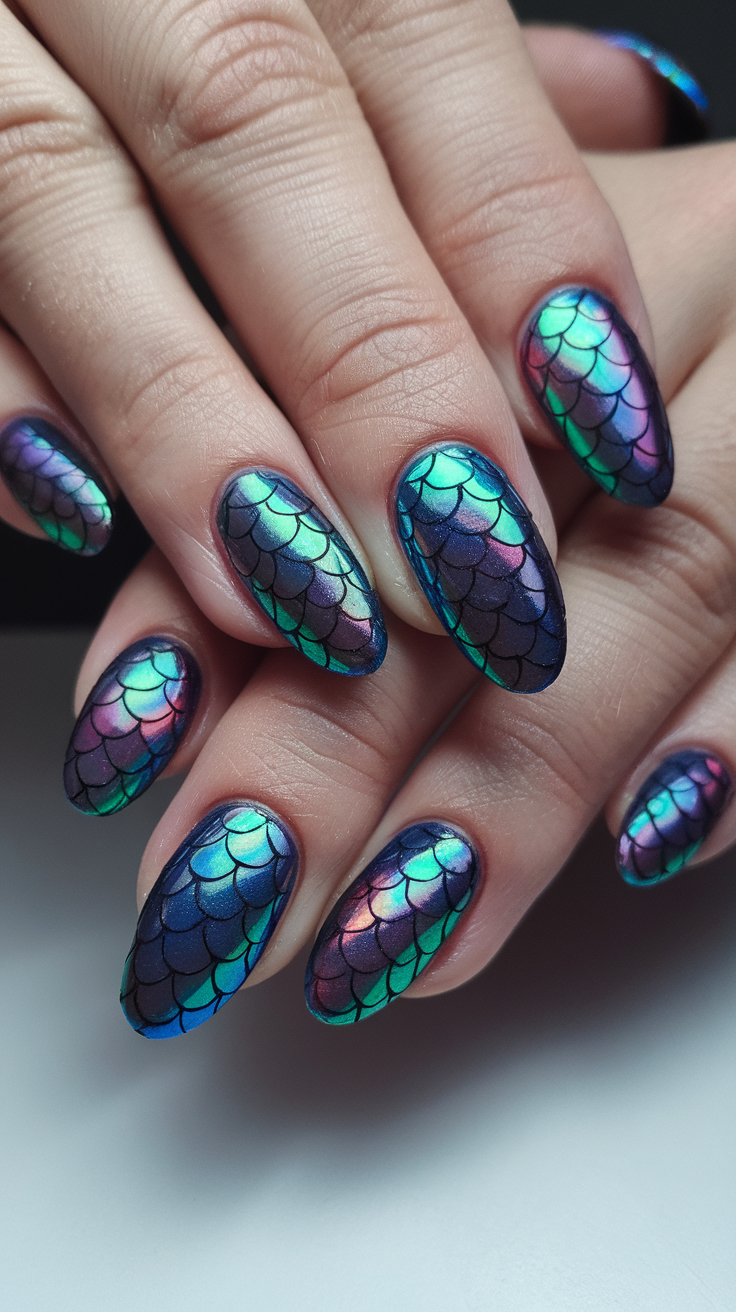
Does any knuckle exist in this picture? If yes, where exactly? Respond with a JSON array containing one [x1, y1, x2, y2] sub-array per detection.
[[295, 293, 469, 420], [151, 3, 341, 158], [269, 684, 414, 802], [0, 83, 102, 208], [436, 150, 600, 281]]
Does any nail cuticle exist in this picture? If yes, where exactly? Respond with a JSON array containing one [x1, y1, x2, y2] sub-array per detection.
[[216, 467, 387, 676], [520, 286, 674, 507], [616, 749, 732, 886], [395, 443, 566, 692], [305, 820, 480, 1025], [0, 415, 113, 554], [64, 636, 201, 816], [121, 801, 299, 1038]]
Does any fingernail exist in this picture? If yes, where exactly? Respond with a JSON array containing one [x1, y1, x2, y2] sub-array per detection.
[[217, 469, 387, 676], [617, 750, 732, 886], [396, 444, 565, 692], [64, 637, 201, 816], [597, 31, 709, 144], [521, 287, 674, 507], [305, 821, 479, 1025], [0, 416, 113, 554], [121, 802, 298, 1038]]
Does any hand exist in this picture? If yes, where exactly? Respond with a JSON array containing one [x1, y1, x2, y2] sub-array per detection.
[[0, 1, 677, 698], [65, 129, 736, 1032]]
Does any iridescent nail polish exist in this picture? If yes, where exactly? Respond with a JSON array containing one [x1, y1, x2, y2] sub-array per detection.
[[0, 416, 113, 554], [217, 469, 387, 676], [521, 287, 674, 507], [121, 802, 298, 1038], [305, 821, 479, 1025], [598, 31, 708, 143], [64, 637, 200, 816], [617, 750, 731, 886], [396, 444, 565, 692]]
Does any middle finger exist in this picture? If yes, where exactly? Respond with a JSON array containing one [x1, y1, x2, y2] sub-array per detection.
[[14, 0, 565, 691]]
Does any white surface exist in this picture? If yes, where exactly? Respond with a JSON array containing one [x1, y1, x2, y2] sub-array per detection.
[[0, 630, 734, 1312]]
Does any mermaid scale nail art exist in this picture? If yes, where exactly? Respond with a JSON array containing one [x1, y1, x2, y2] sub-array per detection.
[[305, 821, 479, 1025], [64, 637, 200, 816], [521, 287, 674, 507], [0, 416, 113, 554], [617, 750, 732, 886], [396, 445, 565, 692], [217, 469, 387, 676], [121, 803, 298, 1038]]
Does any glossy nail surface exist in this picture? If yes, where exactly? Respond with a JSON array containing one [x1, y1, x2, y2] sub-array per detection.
[[121, 802, 298, 1038], [217, 469, 387, 675], [617, 750, 731, 886], [396, 445, 565, 692], [305, 821, 479, 1025], [64, 637, 200, 816], [521, 287, 674, 507], [0, 416, 113, 554], [598, 31, 708, 142]]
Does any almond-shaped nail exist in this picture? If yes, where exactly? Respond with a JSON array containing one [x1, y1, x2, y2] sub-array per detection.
[[217, 468, 387, 675], [617, 750, 732, 885], [396, 444, 565, 692], [521, 287, 674, 507], [305, 821, 479, 1025], [121, 802, 298, 1038], [0, 416, 113, 554], [64, 637, 200, 816]]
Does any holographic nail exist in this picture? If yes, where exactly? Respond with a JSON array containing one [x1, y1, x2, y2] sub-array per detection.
[[0, 415, 113, 554], [121, 801, 298, 1038], [395, 444, 565, 692], [521, 287, 674, 507], [598, 31, 708, 143], [305, 821, 479, 1025], [617, 750, 731, 886], [217, 468, 387, 676], [64, 637, 200, 816]]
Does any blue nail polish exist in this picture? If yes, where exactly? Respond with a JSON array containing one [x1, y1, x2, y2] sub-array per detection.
[[396, 444, 565, 692], [121, 802, 299, 1038]]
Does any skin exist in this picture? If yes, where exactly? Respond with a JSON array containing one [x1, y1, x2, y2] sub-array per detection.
[[1, 9, 734, 1009], [79, 140, 736, 1004], [0, 0, 660, 645]]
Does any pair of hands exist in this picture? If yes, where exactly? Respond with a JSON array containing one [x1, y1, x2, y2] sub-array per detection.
[[0, 0, 734, 1032]]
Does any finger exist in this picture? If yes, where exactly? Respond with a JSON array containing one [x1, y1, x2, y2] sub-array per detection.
[[522, 25, 669, 150], [64, 548, 255, 815], [313, 0, 673, 507], [595, 30, 709, 145], [607, 642, 736, 886], [119, 612, 476, 1036], [19, 0, 565, 668], [0, 5, 386, 673], [0, 322, 114, 552], [304, 149, 736, 1018]]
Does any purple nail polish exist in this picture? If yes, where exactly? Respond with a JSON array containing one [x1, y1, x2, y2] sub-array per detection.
[[521, 287, 673, 507], [0, 416, 113, 554], [64, 637, 200, 815]]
